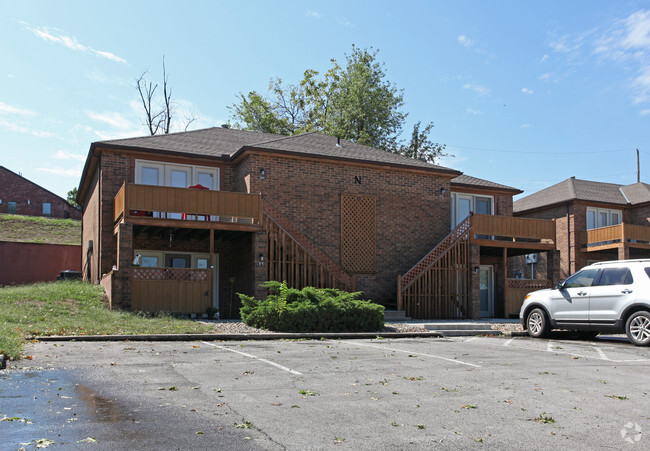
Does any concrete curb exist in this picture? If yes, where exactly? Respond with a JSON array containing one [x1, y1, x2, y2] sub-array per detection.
[[510, 331, 529, 337], [31, 331, 445, 342]]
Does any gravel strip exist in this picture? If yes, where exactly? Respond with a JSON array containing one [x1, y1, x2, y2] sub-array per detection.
[[196, 320, 429, 334], [196, 320, 521, 335]]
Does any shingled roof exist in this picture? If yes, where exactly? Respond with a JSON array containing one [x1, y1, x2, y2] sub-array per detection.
[[451, 174, 522, 193], [94, 127, 460, 174], [514, 177, 650, 213]]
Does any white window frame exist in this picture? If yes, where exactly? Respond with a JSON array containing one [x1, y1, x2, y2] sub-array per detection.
[[450, 192, 494, 229], [135, 160, 219, 190], [136, 250, 211, 270], [586, 207, 622, 230]]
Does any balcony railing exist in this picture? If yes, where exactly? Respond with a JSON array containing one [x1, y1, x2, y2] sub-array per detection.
[[470, 214, 556, 247], [581, 223, 650, 249], [114, 182, 262, 227]]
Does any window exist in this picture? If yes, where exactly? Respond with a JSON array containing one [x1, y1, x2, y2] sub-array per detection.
[[7, 201, 16, 214], [586, 207, 622, 230], [135, 160, 219, 190], [596, 268, 633, 286], [450, 193, 493, 228], [43, 203, 51, 217], [136, 250, 208, 269], [644, 268, 650, 279], [564, 269, 599, 288]]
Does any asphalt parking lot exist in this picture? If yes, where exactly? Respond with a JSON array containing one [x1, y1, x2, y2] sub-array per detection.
[[2, 334, 649, 450]]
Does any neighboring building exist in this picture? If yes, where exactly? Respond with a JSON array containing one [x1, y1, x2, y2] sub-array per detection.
[[513, 177, 650, 280], [77, 127, 557, 319], [0, 166, 81, 220]]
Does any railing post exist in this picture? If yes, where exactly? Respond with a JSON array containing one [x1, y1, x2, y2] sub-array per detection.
[[123, 181, 129, 221]]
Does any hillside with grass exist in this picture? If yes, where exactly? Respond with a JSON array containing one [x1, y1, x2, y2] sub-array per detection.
[[0, 214, 81, 245], [0, 281, 217, 360]]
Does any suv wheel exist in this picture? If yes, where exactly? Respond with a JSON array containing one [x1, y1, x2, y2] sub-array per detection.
[[625, 311, 650, 346], [527, 308, 550, 338]]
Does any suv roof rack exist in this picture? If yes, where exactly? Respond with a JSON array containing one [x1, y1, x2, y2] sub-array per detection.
[[590, 259, 650, 266]]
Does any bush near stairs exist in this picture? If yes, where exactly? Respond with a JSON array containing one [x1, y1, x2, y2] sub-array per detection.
[[239, 281, 384, 332]]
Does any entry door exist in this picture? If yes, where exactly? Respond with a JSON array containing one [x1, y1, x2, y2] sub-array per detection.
[[480, 265, 494, 318], [455, 195, 472, 227], [166, 165, 191, 219]]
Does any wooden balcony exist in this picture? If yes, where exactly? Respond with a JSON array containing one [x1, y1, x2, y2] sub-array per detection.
[[470, 214, 556, 250], [580, 223, 650, 252], [113, 182, 262, 231]]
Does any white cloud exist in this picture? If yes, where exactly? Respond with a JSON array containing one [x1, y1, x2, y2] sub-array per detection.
[[540, 54, 549, 63], [0, 117, 56, 138], [521, 88, 534, 95], [306, 10, 321, 18], [37, 167, 82, 177], [0, 101, 36, 116], [54, 150, 86, 161], [336, 17, 354, 28], [595, 9, 650, 104], [639, 108, 650, 115], [87, 111, 134, 130], [466, 108, 481, 115], [463, 83, 490, 97], [520, 123, 531, 128], [21, 22, 127, 64], [539, 73, 551, 81], [458, 35, 474, 47]]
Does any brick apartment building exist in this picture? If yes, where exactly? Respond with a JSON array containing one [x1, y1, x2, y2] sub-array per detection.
[[77, 127, 558, 319], [513, 177, 650, 280], [0, 166, 81, 220]]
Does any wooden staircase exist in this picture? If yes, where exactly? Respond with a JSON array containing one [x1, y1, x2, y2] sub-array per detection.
[[262, 198, 354, 291], [397, 216, 472, 319]]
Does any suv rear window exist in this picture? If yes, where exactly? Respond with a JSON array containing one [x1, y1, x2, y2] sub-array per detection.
[[596, 267, 634, 286]]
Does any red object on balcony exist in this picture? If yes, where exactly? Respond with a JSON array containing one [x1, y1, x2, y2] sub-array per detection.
[[182, 184, 210, 221], [129, 210, 146, 216]]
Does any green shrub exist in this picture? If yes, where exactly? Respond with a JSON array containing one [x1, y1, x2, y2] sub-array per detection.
[[239, 281, 384, 332]]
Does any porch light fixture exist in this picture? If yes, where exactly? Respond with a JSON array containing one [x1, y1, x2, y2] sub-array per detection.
[[440, 187, 447, 196], [259, 253, 264, 262], [260, 168, 266, 177], [473, 266, 480, 274]]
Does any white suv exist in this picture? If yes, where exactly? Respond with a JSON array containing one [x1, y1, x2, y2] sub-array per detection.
[[520, 259, 650, 346]]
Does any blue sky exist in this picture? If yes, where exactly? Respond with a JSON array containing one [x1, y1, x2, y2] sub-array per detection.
[[1, 1, 650, 200]]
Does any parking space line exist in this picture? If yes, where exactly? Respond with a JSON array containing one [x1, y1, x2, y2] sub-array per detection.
[[202, 342, 303, 375], [347, 341, 481, 368], [592, 346, 610, 361], [503, 338, 515, 347]]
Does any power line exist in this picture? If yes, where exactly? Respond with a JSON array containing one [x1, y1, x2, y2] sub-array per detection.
[[446, 144, 636, 155]]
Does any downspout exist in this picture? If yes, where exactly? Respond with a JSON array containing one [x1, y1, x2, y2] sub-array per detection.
[[566, 204, 571, 275]]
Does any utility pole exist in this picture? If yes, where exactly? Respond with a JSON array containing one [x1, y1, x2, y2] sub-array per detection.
[[637, 148, 640, 183]]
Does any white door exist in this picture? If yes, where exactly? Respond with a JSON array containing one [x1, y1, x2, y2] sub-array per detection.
[[455, 195, 472, 227], [552, 268, 599, 324], [589, 267, 636, 323], [165, 165, 191, 219], [479, 266, 494, 317]]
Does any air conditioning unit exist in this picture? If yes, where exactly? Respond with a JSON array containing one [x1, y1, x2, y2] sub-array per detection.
[[525, 253, 538, 264]]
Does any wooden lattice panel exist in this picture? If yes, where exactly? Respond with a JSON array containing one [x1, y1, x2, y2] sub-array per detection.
[[133, 268, 208, 281], [340, 194, 376, 274]]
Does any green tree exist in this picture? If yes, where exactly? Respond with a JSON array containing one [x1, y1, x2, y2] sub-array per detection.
[[395, 121, 447, 164], [67, 187, 80, 209], [230, 45, 447, 162]]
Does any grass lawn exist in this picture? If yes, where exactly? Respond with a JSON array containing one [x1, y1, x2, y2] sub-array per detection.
[[0, 214, 81, 245], [0, 281, 216, 361]]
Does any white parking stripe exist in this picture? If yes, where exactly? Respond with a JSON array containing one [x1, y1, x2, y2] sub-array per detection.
[[202, 342, 303, 375], [347, 341, 481, 368], [592, 346, 610, 361], [465, 337, 478, 342], [503, 338, 515, 347]]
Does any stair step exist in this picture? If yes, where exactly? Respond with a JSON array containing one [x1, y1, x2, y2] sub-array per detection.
[[384, 310, 412, 321]]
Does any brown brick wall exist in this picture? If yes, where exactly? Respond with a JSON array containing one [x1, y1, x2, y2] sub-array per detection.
[[0, 167, 81, 219], [81, 170, 100, 282], [629, 204, 650, 226], [241, 153, 454, 303]]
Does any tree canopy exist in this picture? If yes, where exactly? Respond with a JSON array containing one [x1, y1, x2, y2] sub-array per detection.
[[230, 45, 447, 163]]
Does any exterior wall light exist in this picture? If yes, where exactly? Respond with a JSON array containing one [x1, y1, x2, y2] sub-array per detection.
[[260, 168, 266, 178], [440, 187, 447, 196]]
